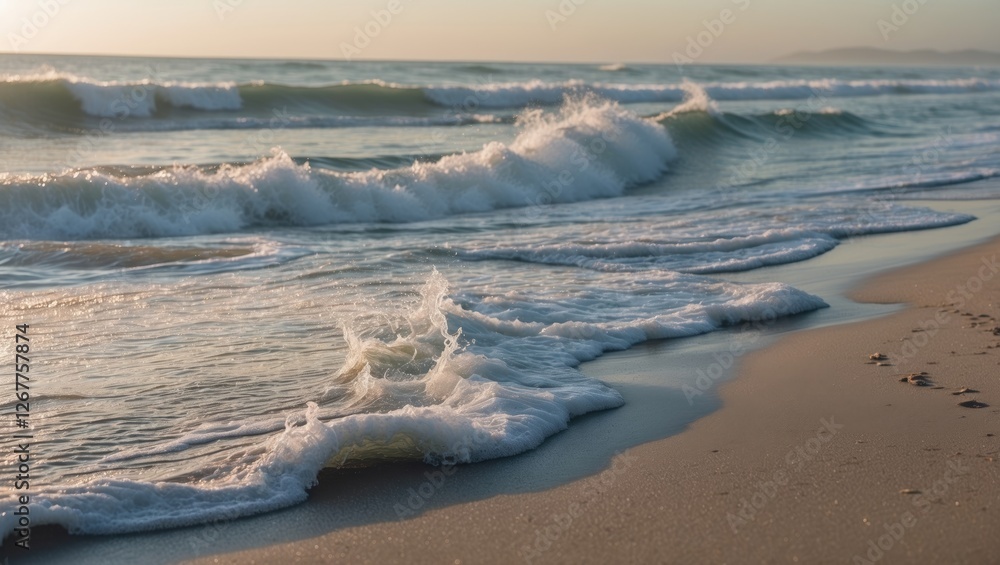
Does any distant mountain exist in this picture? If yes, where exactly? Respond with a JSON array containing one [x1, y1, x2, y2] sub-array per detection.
[[774, 48, 1000, 67]]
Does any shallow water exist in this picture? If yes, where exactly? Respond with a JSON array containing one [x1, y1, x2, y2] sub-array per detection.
[[1, 54, 998, 538]]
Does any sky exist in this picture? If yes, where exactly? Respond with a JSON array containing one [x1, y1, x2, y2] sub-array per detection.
[[1, 0, 998, 63]]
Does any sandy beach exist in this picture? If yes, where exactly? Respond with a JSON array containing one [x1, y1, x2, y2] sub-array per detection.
[[3, 7, 1000, 565], [174, 233, 999, 565], [8, 205, 996, 565]]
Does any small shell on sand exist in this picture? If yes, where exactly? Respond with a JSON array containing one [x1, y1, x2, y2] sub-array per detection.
[[899, 489, 921, 495], [869, 353, 888, 360]]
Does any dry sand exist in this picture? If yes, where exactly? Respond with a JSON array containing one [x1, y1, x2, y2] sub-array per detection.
[[187, 237, 1000, 565]]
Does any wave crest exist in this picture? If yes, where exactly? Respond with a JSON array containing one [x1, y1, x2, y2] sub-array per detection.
[[0, 98, 676, 239], [3, 74, 996, 126]]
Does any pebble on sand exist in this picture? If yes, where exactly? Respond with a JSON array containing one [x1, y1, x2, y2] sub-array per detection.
[[958, 399, 989, 409]]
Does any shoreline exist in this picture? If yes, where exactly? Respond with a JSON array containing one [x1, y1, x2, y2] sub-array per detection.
[[2, 51, 999, 565], [176, 223, 998, 563], [5, 205, 998, 565]]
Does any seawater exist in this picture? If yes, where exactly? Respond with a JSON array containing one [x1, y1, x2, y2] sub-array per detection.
[[1, 54, 998, 537]]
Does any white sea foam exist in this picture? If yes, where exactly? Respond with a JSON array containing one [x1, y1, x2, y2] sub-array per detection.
[[0, 267, 828, 537], [0, 71, 242, 117], [0, 98, 676, 239], [423, 77, 1000, 108], [452, 203, 976, 274], [653, 81, 720, 119], [3, 73, 995, 122], [457, 230, 840, 273], [107, 113, 506, 133], [63, 77, 242, 118], [598, 63, 630, 72]]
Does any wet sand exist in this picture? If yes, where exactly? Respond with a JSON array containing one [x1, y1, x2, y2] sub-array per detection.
[[181, 237, 999, 564]]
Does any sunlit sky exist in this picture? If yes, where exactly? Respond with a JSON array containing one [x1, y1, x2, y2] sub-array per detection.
[[1, 0, 997, 62]]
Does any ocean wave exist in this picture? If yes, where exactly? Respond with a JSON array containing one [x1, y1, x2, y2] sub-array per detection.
[[99, 113, 508, 134], [810, 167, 1000, 196], [452, 202, 975, 274], [652, 81, 720, 119], [0, 241, 256, 269], [0, 97, 676, 239], [455, 64, 508, 75], [0, 72, 241, 119], [2, 74, 997, 127], [0, 238, 310, 288], [422, 77, 1000, 108], [648, 85, 884, 144], [456, 230, 841, 273], [0, 268, 828, 537], [598, 63, 631, 72], [661, 106, 882, 143]]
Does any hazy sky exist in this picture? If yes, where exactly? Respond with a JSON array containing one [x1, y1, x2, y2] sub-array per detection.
[[1, 0, 998, 62]]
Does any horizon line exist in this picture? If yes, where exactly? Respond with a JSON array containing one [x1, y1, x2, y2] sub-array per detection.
[[1, 47, 997, 69]]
